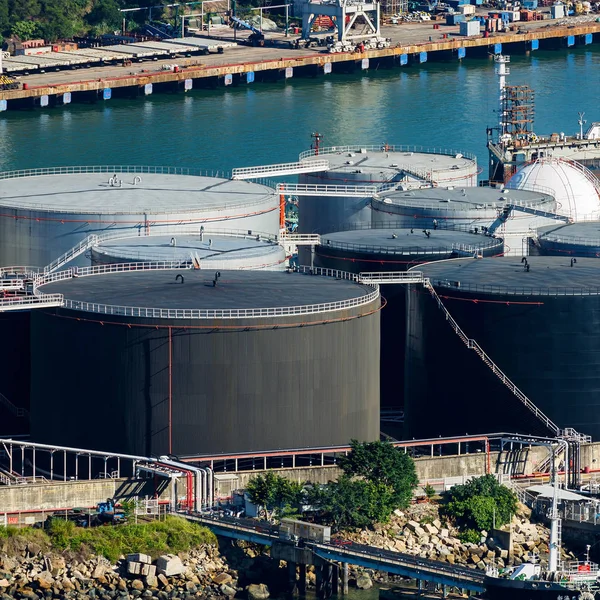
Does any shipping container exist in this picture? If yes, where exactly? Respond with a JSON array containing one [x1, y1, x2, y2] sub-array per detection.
[[460, 19, 480, 34], [279, 518, 331, 543], [458, 4, 476, 14], [446, 12, 466, 23]]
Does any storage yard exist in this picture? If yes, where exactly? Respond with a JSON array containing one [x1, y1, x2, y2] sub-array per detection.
[[1, 15, 599, 110]]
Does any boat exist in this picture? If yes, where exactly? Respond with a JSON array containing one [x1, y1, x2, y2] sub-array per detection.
[[482, 467, 600, 600], [487, 55, 600, 184]]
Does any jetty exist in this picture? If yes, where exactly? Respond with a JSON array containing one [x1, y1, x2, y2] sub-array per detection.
[[0, 18, 599, 111]]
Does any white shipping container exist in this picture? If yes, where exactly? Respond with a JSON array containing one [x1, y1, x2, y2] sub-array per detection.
[[460, 20, 481, 35], [458, 4, 476, 14]]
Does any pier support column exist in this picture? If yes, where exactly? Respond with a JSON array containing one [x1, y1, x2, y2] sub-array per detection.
[[332, 564, 339, 595], [298, 564, 307, 594], [416, 579, 423, 596], [316, 565, 324, 599], [288, 561, 298, 595], [324, 563, 333, 599], [341, 562, 349, 595], [442, 584, 448, 598]]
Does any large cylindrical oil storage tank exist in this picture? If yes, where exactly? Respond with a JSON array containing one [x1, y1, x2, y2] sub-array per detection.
[[297, 145, 478, 235], [530, 222, 600, 257], [31, 268, 381, 456], [0, 308, 30, 436], [0, 168, 279, 268], [313, 226, 504, 422], [405, 256, 600, 441], [91, 230, 287, 271], [372, 186, 556, 256]]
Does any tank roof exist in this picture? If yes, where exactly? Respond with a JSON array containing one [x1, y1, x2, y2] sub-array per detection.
[[319, 228, 502, 255], [379, 186, 554, 209], [536, 222, 600, 247], [300, 145, 476, 176], [416, 256, 600, 296], [39, 269, 376, 314], [94, 232, 283, 263], [507, 158, 600, 221], [0, 169, 274, 214]]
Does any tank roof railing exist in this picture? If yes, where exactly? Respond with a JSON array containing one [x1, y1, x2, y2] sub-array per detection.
[[33, 263, 380, 320], [0, 165, 234, 180], [429, 279, 600, 297], [0, 166, 280, 195], [318, 237, 502, 256], [299, 144, 477, 163], [44, 227, 280, 274]]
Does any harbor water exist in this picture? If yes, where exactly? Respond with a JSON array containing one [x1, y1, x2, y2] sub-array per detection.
[[0, 48, 599, 174]]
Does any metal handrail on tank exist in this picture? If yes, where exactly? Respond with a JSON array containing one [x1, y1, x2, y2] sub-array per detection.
[[0, 166, 234, 180], [44, 227, 280, 274], [298, 145, 477, 162], [422, 278, 561, 437], [0, 294, 64, 312], [318, 237, 501, 256], [34, 263, 379, 320], [427, 279, 600, 297]]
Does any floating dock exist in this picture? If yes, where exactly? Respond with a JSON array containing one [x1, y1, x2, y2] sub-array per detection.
[[0, 22, 599, 110]]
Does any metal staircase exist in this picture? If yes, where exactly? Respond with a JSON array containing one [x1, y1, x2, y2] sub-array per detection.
[[0, 392, 28, 418], [44, 235, 99, 274]]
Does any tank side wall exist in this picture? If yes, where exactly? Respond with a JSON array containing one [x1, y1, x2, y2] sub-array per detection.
[[405, 288, 600, 439], [0, 202, 279, 268], [31, 303, 380, 455]]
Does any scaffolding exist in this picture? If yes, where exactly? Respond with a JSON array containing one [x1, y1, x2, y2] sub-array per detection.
[[501, 84, 535, 139]]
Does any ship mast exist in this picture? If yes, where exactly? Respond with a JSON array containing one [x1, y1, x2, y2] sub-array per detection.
[[548, 451, 561, 573]]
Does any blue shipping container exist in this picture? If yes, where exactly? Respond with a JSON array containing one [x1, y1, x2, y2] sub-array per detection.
[[446, 13, 466, 24]]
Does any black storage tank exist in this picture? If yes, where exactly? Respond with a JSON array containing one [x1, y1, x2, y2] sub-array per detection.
[[31, 267, 381, 456], [531, 222, 600, 257], [405, 256, 600, 440], [313, 225, 504, 413]]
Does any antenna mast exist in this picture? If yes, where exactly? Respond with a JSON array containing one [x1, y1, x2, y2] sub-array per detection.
[[578, 112, 587, 139]]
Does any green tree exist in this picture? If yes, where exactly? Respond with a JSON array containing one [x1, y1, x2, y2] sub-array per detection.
[[0, 0, 9, 38], [308, 476, 396, 530], [442, 475, 518, 532], [246, 472, 303, 521], [339, 440, 418, 509], [8, 0, 41, 25], [10, 19, 39, 40], [87, 0, 121, 28]]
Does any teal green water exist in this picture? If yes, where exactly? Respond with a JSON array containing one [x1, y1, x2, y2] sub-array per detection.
[[0, 48, 599, 174]]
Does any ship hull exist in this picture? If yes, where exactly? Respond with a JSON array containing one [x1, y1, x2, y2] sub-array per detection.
[[483, 575, 580, 600]]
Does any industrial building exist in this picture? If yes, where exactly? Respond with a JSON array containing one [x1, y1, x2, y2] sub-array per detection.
[[530, 222, 600, 257], [404, 256, 600, 441], [91, 230, 287, 270], [312, 226, 504, 413], [297, 145, 478, 234], [0, 168, 280, 268], [371, 186, 557, 256], [31, 267, 381, 456]]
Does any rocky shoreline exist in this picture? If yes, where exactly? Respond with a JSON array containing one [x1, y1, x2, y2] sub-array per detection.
[[0, 502, 576, 600], [343, 501, 575, 570]]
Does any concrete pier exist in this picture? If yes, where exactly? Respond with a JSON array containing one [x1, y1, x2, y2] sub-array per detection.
[[1, 22, 599, 111]]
